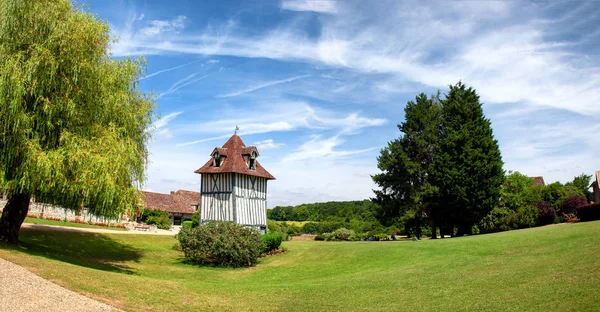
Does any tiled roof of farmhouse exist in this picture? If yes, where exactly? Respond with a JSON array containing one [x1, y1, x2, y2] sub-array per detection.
[[194, 134, 276, 180], [140, 190, 199, 214], [531, 176, 546, 187]]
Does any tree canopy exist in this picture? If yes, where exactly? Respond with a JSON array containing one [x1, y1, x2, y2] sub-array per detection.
[[0, 0, 154, 243], [372, 92, 441, 237]]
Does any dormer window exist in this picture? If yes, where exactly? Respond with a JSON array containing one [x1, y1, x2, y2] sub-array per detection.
[[213, 154, 222, 167], [249, 151, 257, 170]]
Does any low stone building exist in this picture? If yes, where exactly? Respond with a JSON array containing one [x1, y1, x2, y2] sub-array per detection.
[[140, 190, 200, 225]]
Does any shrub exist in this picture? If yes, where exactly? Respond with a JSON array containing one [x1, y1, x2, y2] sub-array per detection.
[[146, 215, 171, 230], [301, 222, 320, 234], [538, 201, 556, 225], [328, 228, 355, 241], [182, 220, 193, 229], [177, 221, 264, 267], [141, 209, 172, 230], [514, 205, 538, 229], [262, 233, 283, 253], [479, 207, 515, 233], [314, 234, 326, 241], [560, 196, 588, 216], [191, 211, 200, 228], [577, 203, 600, 222]]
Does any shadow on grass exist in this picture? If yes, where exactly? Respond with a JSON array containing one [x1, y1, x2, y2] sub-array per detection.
[[1, 228, 143, 274]]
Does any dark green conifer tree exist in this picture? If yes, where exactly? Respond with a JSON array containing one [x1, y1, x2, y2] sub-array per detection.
[[372, 93, 441, 238], [430, 82, 504, 235]]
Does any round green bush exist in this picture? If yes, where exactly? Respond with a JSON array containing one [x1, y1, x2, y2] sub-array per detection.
[[177, 221, 264, 267], [262, 233, 283, 253], [182, 220, 193, 229]]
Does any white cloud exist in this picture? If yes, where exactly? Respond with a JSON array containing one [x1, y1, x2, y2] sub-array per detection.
[[176, 102, 387, 146], [110, 2, 600, 117], [281, 0, 337, 14], [283, 135, 376, 162], [154, 111, 182, 129], [139, 15, 187, 37], [157, 128, 173, 139], [142, 59, 216, 80], [218, 75, 310, 97], [254, 139, 285, 150]]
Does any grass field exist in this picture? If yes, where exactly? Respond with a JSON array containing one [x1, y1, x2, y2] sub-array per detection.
[[23, 217, 127, 231], [275, 220, 312, 227], [1, 222, 599, 311]]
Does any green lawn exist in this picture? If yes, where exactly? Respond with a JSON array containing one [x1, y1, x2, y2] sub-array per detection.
[[23, 217, 126, 231], [1, 222, 599, 311]]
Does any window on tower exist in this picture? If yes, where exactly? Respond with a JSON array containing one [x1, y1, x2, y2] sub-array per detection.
[[213, 154, 221, 167]]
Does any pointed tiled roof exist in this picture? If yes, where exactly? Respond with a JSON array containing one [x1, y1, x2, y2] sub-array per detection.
[[194, 134, 275, 180]]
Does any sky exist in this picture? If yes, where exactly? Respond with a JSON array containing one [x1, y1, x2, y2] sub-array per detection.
[[81, 0, 600, 208]]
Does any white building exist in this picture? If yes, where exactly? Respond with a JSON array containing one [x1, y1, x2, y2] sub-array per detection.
[[194, 133, 275, 233]]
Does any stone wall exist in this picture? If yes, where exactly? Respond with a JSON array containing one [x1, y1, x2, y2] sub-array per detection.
[[0, 200, 123, 224]]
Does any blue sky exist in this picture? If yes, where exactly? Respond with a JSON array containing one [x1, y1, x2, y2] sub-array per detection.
[[82, 0, 600, 207]]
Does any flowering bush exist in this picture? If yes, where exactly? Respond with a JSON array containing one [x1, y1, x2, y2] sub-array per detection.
[[177, 221, 264, 267]]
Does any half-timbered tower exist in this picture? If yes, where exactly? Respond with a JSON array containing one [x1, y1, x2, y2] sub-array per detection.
[[194, 133, 275, 233]]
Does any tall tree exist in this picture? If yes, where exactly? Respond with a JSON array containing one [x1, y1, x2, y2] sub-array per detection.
[[566, 173, 593, 202], [0, 0, 154, 243], [430, 82, 504, 235], [372, 93, 441, 238]]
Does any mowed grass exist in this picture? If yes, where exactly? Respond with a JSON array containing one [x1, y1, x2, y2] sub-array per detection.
[[1, 222, 599, 311], [23, 217, 127, 231]]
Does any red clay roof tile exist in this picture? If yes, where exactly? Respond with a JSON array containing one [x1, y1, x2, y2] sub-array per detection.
[[194, 134, 275, 180]]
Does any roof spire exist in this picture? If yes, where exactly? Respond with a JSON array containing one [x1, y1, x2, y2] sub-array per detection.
[[234, 125, 239, 135]]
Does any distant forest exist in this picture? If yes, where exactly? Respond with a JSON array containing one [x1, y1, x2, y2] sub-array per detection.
[[267, 200, 380, 223]]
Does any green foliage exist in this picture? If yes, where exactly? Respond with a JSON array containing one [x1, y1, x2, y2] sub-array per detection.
[[182, 221, 193, 229], [566, 173, 593, 202], [431, 82, 504, 235], [501, 171, 542, 211], [479, 207, 514, 233], [301, 222, 320, 234], [191, 211, 200, 228], [262, 233, 283, 253], [514, 205, 539, 229], [314, 234, 327, 241], [267, 200, 379, 223], [542, 182, 584, 213], [372, 92, 442, 229], [326, 228, 356, 241], [0, 0, 154, 217], [141, 209, 171, 230], [176, 221, 263, 267]]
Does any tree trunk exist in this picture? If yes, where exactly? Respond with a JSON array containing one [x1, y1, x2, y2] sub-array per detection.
[[430, 220, 437, 239], [0, 193, 31, 244]]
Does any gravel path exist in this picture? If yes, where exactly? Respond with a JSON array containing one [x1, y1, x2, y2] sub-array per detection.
[[21, 223, 179, 235], [0, 258, 119, 312]]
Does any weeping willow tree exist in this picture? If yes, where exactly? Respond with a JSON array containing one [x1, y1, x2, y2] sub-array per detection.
[[0, 0, 155, 243]]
